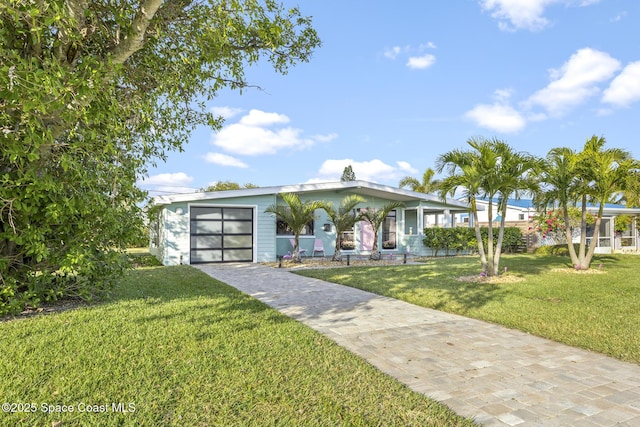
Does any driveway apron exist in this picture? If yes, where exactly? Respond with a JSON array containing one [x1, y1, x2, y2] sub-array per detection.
[[196, 263, 640, 426]]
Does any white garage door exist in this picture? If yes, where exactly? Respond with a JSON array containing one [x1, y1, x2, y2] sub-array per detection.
[[190, 207, 253, 263]]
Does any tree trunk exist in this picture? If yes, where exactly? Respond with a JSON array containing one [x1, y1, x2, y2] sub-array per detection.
[[471, 199, 488, 273]]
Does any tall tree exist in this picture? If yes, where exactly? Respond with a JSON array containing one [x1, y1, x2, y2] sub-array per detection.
[[264, 193, 325, 263], [321, 195, 366, 261], [437, 137, 537, 276], [489, 141, 540, 275], [341, 165, 357, 182], [0, 0, 320, 313], [399, 168, 440, 194], [535, 136, 639, 269], [359, 202, 404, 260]]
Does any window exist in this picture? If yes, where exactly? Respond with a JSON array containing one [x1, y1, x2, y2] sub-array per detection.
[[518, 213, 525, 220], [382, 210, 397, 249], [276, 219, 314, 235]]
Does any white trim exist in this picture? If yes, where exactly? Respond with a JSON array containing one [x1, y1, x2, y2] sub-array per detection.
[[154, 180, 469, 210]]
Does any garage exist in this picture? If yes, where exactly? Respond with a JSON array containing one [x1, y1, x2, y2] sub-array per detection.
[[190, 206, 254, 263]]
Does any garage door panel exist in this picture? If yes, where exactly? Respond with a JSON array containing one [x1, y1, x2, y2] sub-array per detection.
[[191, 221, 222, 234], [223, 221, 252, 234], [223, 208, 252, 220], [191, 207, 222, 220], [223, 249, 253, 261], [223, 235, 252, 248], [191, 250, 222, 263], [191, 236, 222, 249]]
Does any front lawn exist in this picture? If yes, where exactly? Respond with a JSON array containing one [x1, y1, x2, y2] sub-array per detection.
[[0, 266, 475, 426], [295, 254, 640, 364]]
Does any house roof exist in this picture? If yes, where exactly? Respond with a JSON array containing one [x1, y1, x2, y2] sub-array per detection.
[[153, 180, 469, 211], [473, 198, 640, 215]]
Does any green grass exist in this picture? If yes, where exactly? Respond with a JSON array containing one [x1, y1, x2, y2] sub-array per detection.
[[0, 266, 476, 427], [295, 254, 640, 364]]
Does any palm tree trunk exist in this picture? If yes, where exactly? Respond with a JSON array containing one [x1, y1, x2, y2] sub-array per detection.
[[493, 205, 508, 275], [471, 198, 488, 272], [486, 199, 496, 276], [563, 208, 579, 266]]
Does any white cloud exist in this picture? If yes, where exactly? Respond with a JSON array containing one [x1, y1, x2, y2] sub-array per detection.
[[139, 172, 197, 194], [210, 109, 334, 156], [204, 152, 249, 168], [316, 159, 416, 183], [465, 103, 527, 133], [480, 0, 600, 31], [383, 43, 437, 69], [210, 106, 243, 119], [238, 109, 289, 126], [602, 61, 640, 108], [407, 54, 436, 70], [396, 161, 418, 174], [526, 48, 620, 116], [610, 11, 627, 23], [480, 0, 555, 31], [384, 46, 404, 60]]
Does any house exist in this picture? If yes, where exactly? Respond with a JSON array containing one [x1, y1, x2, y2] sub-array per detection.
[[454, 199, 640, 254], [149, 180, 470, 265]]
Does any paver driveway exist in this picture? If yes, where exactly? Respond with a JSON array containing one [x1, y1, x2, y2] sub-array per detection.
[[196, 263, 640, 426]]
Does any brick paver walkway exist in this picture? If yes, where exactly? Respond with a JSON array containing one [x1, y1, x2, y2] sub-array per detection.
[[196, 263, 640, 426]]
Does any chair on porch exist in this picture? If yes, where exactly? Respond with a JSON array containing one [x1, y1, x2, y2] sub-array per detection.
[[312, 238, 325, 257], [289, 238, 307, 257]]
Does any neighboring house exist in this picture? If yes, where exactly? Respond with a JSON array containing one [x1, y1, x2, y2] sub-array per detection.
[[150, 180, 470, 265], [454, 199, 640, 254]]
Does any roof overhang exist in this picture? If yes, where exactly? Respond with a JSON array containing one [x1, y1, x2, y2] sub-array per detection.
[[152, 180, 469, 211]]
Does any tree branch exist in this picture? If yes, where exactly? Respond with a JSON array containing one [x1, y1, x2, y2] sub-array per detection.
[[109, 0, 163, 65]]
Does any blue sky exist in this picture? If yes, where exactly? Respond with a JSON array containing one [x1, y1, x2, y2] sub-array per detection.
[[140, 0, 640, 196]]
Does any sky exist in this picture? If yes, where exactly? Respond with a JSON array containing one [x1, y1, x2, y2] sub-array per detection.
[[140, 0, 640, 197]]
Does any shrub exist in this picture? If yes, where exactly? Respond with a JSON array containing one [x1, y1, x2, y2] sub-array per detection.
[[423, 226, 523, 256]]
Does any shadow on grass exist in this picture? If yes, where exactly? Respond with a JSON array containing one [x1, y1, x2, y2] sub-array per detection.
[[1, 265, 289, 330]]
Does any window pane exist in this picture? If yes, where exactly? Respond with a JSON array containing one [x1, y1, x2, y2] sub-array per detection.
[[191, 221, 222, 234], [191, 250, 222, 263], [224, 221, 252, 234], [224, 208, 252, 220], [224, 249, 253, 261], [191, 236, 222, 249], [223, 235, 252, 248], [191, 207, 222, 220]]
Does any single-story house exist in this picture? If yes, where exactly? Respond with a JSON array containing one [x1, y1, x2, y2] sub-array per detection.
[[149, 180, 470, 265], [454, 198, 640, 254]]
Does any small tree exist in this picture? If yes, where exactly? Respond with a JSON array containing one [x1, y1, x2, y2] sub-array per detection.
[[264, 193, 325, 262], [359, 202, 404, 260], [399, 168, 440, 194], [322, 195, 365, 261], [341, 165, 357, 182]]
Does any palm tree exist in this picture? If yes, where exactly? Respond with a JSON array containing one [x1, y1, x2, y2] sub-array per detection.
[[533, 146, 582, 263], [359, 201, 404, 260], [321, 194, 366, 261], [436, 139, 490, 273], [490, 140, 540, 275], [576, 136, 638, 269], [437, 137, 537, 276], [535, 136, 639, 270], [399, 168, 440, 194], [264, 193, 325, 263]]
